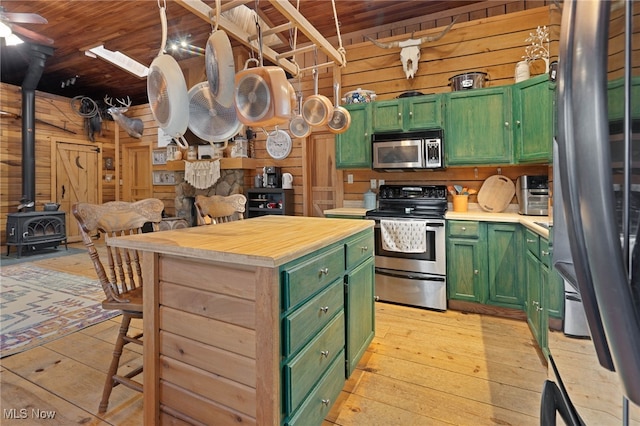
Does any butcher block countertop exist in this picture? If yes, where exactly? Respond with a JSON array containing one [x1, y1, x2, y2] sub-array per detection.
[[107, 215, 374, 267]]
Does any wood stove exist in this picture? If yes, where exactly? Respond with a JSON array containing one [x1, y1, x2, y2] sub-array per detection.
[[6, 211, 67, 258]]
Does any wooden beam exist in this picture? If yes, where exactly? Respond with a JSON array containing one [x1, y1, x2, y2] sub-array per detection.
[[174, 0, 299, 76], [267, 0, 346, 67]]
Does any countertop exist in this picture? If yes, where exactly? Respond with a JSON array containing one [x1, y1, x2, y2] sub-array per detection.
[[323, 206, 551, 238], [107, 215, 374, 268]]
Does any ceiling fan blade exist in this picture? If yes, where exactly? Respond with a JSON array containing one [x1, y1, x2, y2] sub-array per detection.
[[1, 12, 47, 24], [10, 24, 54, 45]]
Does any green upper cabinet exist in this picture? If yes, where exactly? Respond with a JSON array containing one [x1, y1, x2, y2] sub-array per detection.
[[513, 75, 555, 163], [336, 103, 371, 168], [372, 95, 442, 132], [608, 76, 640, 121], [444, 86, 513, 165]]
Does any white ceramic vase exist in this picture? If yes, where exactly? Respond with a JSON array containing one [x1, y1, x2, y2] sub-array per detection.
[[515, 60, 530, 83]]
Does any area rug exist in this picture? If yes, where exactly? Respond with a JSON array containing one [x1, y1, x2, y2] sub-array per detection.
[[0, 264, 118, 358], [0, 247, 84, 266]]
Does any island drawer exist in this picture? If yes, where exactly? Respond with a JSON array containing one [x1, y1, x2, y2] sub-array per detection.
[[345, 231, 375, 270], [285, 348, 345, 426], [283, 279, 344, 356], [282, 245, 345, 310], [283, 311, 345, 414], [448, 220, 480, 238]]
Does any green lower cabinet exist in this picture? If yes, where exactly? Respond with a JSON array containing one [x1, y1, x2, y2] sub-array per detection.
[[447, 220, 484, 302], [486, 223, 524, 308], [447, 221, 523, 309], [525, 249, 546, 351], [547, 265, 565, 320], [345, 257, 375, 377]]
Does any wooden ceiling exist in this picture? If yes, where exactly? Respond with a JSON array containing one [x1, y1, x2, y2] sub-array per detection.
[[0, 0, 493, 105]]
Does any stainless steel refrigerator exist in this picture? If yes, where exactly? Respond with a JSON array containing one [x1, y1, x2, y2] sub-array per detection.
[[547, 0, 640, 424]]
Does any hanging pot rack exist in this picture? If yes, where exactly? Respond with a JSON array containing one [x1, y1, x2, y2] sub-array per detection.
[[174, 0, 346, 78]]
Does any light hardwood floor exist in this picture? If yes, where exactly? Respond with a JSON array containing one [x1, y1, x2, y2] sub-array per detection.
[[1, 242, 550, 425]]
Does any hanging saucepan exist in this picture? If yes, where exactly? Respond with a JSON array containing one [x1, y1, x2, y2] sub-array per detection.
[[188, 81, 241, 143], [302, 68, 333, 127], [147, 5, 189, 148], [234, 58, 292, 127], [205, 0, 235, 108], [327, 83, 351, 134], [289, 92, 311, 138]]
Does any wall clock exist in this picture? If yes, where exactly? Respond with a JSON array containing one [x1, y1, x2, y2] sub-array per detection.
[[266, 129, 292, 160]]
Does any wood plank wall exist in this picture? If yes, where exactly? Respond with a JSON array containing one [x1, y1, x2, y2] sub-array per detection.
[[1, 2, 559, 244]]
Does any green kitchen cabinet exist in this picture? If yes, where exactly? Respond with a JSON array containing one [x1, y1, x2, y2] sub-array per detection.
[[447, 221, 523, 309], [444, 86, 513, 165], [486, 223, 524, 308], [608, 76, 640, 121], [513, 75, 555, 163], [335, 103, 371, 168], [372, 95, 442, 132], [447, 220, 486, 303], [523, 228, 557, 355], [281, 228, 375, 425]]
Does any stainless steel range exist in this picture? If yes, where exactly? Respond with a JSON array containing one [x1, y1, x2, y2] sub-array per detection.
[[365, 185, 448, 310]]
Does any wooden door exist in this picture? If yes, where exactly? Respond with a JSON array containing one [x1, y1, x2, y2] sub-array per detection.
[[54, 141, 101, 242], [122, 144, 152, 201], [305, 132, 342, 217]]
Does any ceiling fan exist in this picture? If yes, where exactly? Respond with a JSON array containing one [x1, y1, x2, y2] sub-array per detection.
[[0, 6, 53, 45]]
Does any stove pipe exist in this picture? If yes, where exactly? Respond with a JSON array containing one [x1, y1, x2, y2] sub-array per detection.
[[21, 44, 53, 212]]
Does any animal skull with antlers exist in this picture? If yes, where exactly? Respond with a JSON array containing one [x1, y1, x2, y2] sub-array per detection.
[[367, 17, 458, 79]]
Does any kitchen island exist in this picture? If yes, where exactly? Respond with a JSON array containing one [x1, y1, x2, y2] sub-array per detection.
[[107, 215, 375, 425]]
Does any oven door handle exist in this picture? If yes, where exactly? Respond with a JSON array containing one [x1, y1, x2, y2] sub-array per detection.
[[375, 267, 445, 282]]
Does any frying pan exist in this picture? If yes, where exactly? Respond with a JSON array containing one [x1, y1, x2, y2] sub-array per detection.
[[147, 6, 189, 148], [327, 83, 351, 134], [188, 81, 241, 143], [205, 0, 235, 108], [302, 68, 333, 127], [289, 92, 311, 138]]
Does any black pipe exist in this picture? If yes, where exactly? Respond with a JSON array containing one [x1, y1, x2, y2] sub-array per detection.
[[20, 44, 53, 211]]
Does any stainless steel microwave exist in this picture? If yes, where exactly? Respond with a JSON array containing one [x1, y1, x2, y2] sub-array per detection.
[[372, 129, 444, 171]]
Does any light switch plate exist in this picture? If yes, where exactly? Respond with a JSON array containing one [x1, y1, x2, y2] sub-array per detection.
[[370, 179, 376, 189], [347, 174, 353, 184]]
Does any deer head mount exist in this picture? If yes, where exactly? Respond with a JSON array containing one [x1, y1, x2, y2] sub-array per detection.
[[104, 96, 144, 139], [366, 16, 458, 79]]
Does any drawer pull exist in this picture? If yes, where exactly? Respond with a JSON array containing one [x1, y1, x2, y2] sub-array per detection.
[[361, 246, 369, 252], [537, 306, 544, 312], [541, 250, 549, 256], [321, 399, 331, 406], [319, 267, 329, 276], [320, 350, 330, 358], [526, 238, 536, 243], [461, 227, 467, 231], [320, 306, 329, 314]]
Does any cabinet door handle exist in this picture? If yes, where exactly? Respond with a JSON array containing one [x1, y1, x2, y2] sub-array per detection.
[[526, 238, 536, 243], [319, 267, 329, 276], [541, 250, 549, 256], [321, 350, 330, 358], [537, 306, 544, 312], [322, 399, 331, 406], [320, 306, 329, 314], [409, 111, 413, 118], [361, 246, 369, 252], [398, 112, 402, 120], [474, 269, 479, 275], [504, 121, 510, 128], [532, 301, 539, 306]]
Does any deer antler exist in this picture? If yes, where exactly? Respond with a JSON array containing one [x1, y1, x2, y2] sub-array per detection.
[[104, 95, 114, 107], [116, 96, 132, 108]]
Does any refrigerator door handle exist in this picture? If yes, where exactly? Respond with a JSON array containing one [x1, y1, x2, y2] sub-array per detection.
[[567, 0, 640, 403]]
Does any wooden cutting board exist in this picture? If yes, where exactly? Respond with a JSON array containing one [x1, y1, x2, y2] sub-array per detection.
[[477, 175, 515, 212]]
